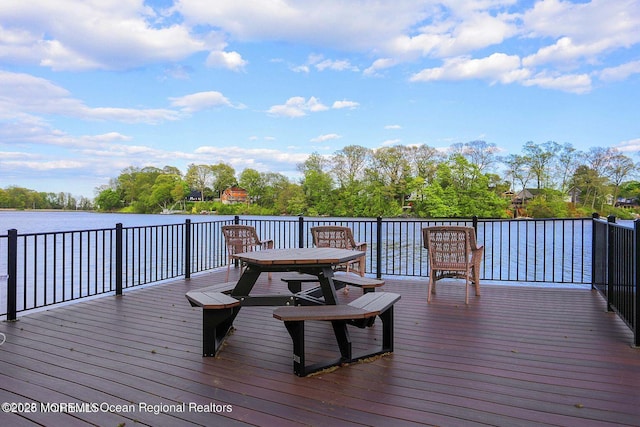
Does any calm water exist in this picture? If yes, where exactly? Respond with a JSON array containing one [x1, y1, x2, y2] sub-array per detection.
[[0, 210, 234, 234]]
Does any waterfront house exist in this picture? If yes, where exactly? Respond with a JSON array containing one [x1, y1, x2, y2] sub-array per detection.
[[221, 186, 249, 204]]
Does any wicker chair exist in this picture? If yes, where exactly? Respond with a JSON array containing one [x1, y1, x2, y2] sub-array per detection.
[[422, 226, 483, 304], [222, 225, 273, 281], [310, 226, 366, 276]]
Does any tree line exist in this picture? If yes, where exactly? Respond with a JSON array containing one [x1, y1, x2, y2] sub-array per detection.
[[0, 187, 93, 211], [90, 140, 640, 219], [3, 140, 638, 218]]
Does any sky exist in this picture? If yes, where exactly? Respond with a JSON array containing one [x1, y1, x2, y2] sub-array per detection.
[[1, 0, 639, 198]]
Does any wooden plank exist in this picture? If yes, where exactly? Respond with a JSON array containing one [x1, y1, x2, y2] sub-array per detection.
[[273, 305, 369, 321], [185, 290, 240, 308], [190, 281, 237, 293], [1, 270, 639, 426], [333, 272, 385, 288], [347, 292, 400, 314]]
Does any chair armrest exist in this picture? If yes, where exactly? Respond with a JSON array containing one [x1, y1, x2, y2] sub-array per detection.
[[260, 239, 274, 249], [355, 242, 367, 251]]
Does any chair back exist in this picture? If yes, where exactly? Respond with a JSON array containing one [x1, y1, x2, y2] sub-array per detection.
[[311, 226, 357, 250], [222, 225, 262, 256], [422, 226, 472, 271]]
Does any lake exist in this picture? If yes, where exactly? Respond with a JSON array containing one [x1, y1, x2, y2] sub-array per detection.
[[0, 210, 235, 234]]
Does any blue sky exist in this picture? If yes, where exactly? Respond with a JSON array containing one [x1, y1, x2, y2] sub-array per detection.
[[1, 0, 639, 198]]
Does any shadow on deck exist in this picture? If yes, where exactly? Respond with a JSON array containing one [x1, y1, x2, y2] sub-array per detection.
[[1, 269, 639, 426]]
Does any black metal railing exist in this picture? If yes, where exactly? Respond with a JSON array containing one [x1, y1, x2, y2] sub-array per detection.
[[592, 214, 639, 347], [2, 215, 594, 320]]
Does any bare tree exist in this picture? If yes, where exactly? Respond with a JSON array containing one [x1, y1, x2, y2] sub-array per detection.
[[459, 140, 500, 172], [605, 151, 635, 204], [331, 145, 371, 188]]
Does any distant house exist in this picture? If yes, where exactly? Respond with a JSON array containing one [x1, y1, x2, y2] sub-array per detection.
[[512, 188, 543, 206], [187, 190, 202, 202], [221, 186, 249, 205], [615, 197, 639, 209], [566, 187, 582, 204]]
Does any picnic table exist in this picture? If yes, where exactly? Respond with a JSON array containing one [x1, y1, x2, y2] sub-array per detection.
[[186, 247, 400, 375]]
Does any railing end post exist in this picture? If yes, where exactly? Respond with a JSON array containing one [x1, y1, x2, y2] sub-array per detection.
[[185, 219, 192, 280], [6, 229, 18, 321], [115, 223, 123, 296]]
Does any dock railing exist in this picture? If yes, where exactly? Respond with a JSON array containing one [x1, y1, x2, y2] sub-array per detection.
[[2, 215, 597, 321], [592, 214, 639, 347]]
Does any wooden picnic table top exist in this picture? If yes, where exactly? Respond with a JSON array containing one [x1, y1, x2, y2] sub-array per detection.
[[234, 247, 364, 266]]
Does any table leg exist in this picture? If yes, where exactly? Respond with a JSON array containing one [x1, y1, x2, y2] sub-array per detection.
[[231, 265, 261, 297], [317, 266, 338, 305]]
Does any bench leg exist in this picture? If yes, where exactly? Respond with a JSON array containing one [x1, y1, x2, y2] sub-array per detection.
[[379, 305, 395, 352], [283, 321, 306, 376], [331, 321, 352, 361], [202, 307, 239, 357]]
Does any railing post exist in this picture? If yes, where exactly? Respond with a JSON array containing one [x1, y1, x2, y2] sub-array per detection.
[[606, 215, 616, 311], [115, 223, 123, 296], [591, 213, 599, 291], [298, 216, 305, 248], [234, 215, 240, 225], [185, 219, 191, 280], [472, 215, 478, 235], [376, 217, 382, 279], [634, 219, 640, 347], [7, 229, 17, 321]]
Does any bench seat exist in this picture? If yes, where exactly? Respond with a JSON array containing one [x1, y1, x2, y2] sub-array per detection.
[[186, 290, 240, 309], [333, 273, 385, 293], [185, 287, 241, 356], [281, 272, 384, 294], [273, 292, 401, 376]]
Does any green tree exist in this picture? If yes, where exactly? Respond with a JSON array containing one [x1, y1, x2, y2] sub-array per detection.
[[368, 146, 412, 207], [95, 188, 122, 211], [150, 174, 182, 211], [522, 141, 560, 189], [185, 164, 213, 201], [210, 163, 237, 198], [239, 168, 263, 204]]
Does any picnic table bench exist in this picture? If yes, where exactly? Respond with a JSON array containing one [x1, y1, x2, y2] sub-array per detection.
[[281, 272, 384, 294], [186, 282, 241, 356], [273, 292, 401, 376]]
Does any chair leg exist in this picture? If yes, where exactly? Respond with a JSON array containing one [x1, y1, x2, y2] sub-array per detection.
[[225, 263, 231, 281], [464, 272, 469, 305], [427, 272, 434, 303], [473, 267, 480, 296]]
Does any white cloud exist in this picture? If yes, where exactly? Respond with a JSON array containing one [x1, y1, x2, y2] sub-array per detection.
[[315, 59, 359, 72], [523, 72, 592, 94], [169, 91, 240, 113], [523, 37, 607, 68], [0, 1, 209, 71], [311, 133, 341, 143], [0, 70, 181, 124], [206, 50, 248, 71], [364, 58, 399, 76], [385, 125, 402, 130], [267, 96, 329, 117], [193, 145, 308, 172], [615, 138, 640, 153], [332, 100, 359, 110], [599, 60, 640, 82], [410, 53, 527, 84]]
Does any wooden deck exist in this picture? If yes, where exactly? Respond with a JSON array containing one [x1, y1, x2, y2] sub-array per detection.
[[1, 270, 639, 426]]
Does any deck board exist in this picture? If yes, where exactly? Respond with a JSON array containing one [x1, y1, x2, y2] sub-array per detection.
[[1, 270, 639, 426]]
